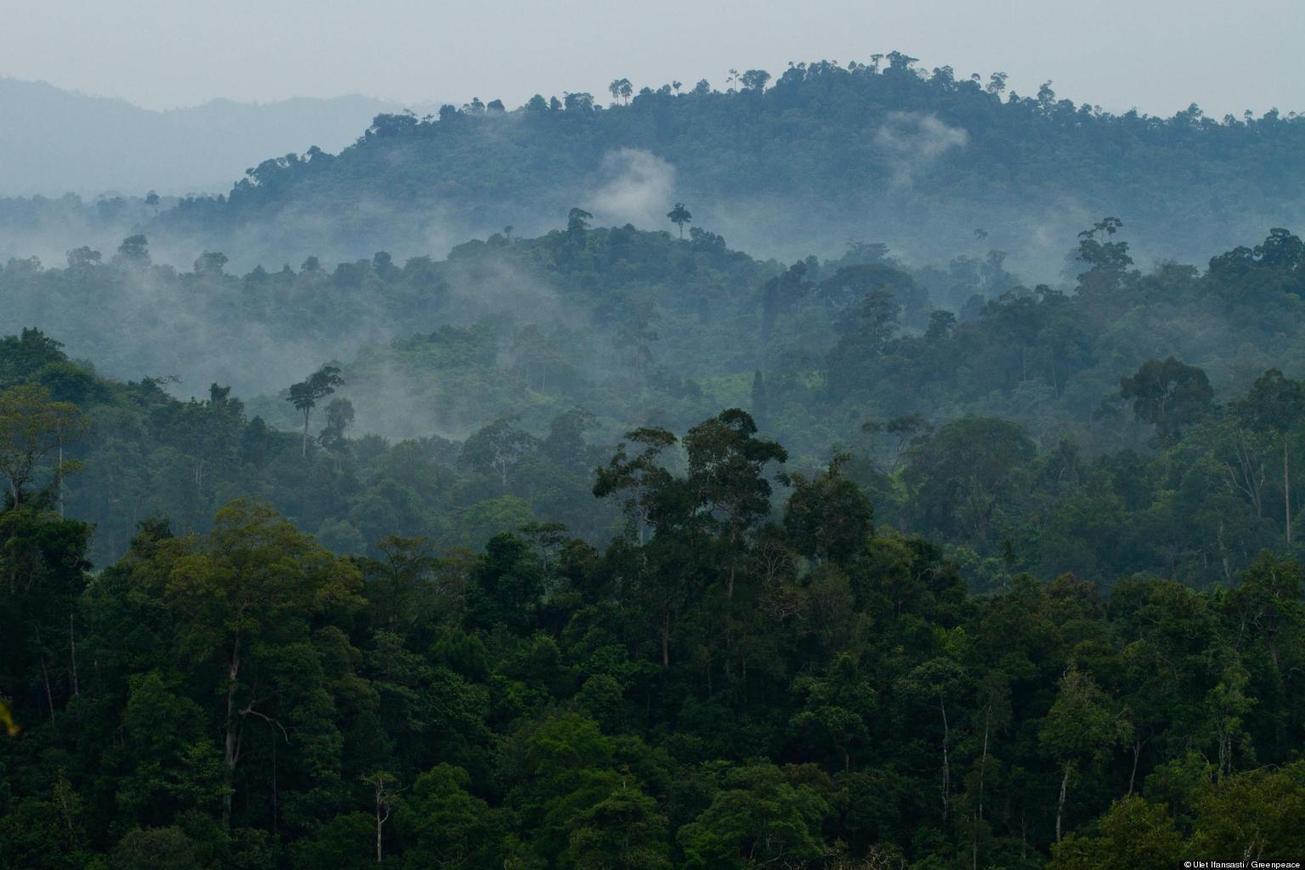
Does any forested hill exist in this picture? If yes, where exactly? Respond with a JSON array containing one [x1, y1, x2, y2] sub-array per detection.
[[4, 222, 1305, 588], [157, 52, 1305, 273]]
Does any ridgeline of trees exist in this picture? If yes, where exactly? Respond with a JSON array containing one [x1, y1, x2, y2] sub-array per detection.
[[143, 52, 1305, 269]]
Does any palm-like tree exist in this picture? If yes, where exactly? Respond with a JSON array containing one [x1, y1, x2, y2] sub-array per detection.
[[667, 203, 692, 238]]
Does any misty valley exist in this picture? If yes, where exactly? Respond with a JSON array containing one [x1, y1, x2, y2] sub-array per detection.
[[1, 49, 1303, 870]]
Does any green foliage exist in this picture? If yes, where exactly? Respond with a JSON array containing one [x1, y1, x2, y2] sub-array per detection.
[[1120, 357, 1215, 445], [1050, 796, 1181, 870], [676, 764, 830, 868], [1, 404, 1303, 867]]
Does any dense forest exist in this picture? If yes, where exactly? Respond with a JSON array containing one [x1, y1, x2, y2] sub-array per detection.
[[2, 49, 1304, 869], [2, 394, 1304, 868], [2, 226, 1305, 867]]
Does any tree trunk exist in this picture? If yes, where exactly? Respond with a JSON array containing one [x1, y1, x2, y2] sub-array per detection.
[[1056, 763, 1071, 842], [302, 410, 311, 458], [33, 624, 56, 729], [222, 637, 242, 827], [981, 714, 986, 870], [1285, 439, 1292, 545], [271, 733, 278, 836], [1128, 739, 1142, 795], [940, 695, 950, 821], [973, 705, 990, 870], [68, 612, 79, 698], [40, 653, 56, 728], [57, 435, 65, 518], [371, 777, 392, 864]]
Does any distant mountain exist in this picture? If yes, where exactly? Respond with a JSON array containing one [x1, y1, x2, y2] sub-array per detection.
[[0, 77, 429, 196], [153, 55, 1305, 277]]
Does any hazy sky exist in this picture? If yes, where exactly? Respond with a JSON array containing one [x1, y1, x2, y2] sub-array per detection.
[[2, 0, 1301, 117]]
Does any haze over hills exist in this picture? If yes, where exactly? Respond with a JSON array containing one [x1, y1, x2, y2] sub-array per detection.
[[139, 55, 1305, 279], [0, 77, 435, 196]]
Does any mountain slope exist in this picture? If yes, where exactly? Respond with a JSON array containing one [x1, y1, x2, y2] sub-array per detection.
[[0, 77, 415, 196], [156, 54, 1305, 276]]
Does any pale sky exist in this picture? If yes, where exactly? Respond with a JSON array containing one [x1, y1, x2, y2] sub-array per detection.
[[2, 0, 1301, 117]]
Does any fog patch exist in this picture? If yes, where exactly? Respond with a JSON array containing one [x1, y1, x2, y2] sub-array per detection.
[[875, 112, 969, 186], [586, 149, 676, 228]]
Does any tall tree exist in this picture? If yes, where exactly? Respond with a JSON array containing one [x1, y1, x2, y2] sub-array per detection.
[[608, 78, 633, 105], [567, 207, 593, 237], [1236, 369, 1305, 543], [667, 202, 693, 238], [160, 500, 364, 826], [0, 385, 85, 507], [682, 409, 787, 596], [1040, 667, 1133, 842], [1119, 357, 1214, 446], [286, 365, 343, 457]]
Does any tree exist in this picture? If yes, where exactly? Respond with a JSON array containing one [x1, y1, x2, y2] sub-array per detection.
[[563, 92, 595, 112], [677, 764, 828, 868], [789, 651, 875, 771], [193, 251, 228, 275], [682, 409, 787, 596], [286, 364, 343, 457], [319, 397, 355, 462], [739, 69, 771, 92], [566, 786, 672, 869], [1076, 217, 1133, 293], [593, 426, 678, 545], [289, 814, 375, 870], [394, 764, 504, 868], [903, 416, 1034, 545], [902, 656, 968, 821], [1040, 666, 1133, 841], [783, 456, 873, 563], [1186, 761, 1305, 860], [1050, 796, 1181, 870], [568, 207, 593, 236], [66, 246, 101, 269], [1236, 369, 1305, 543], [361, 771, 399, 863], [460, 417, 538, 488], [667, 202, 693, 238], [160, 500, 364, 826], [863, 413, 932, 474], [1119, 357, 1214, 445], [608, 78, 633, 105], [114, 234, 151, 268], [0, 385, 85, 507]]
